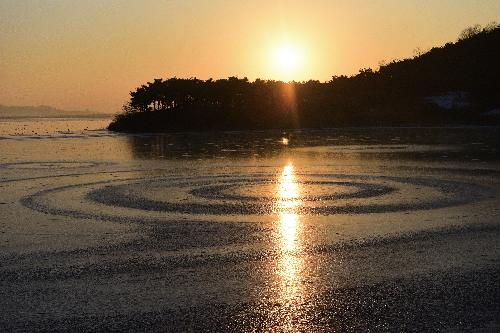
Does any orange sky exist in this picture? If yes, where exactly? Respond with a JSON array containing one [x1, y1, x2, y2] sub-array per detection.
[[1, 0, 499, 113]]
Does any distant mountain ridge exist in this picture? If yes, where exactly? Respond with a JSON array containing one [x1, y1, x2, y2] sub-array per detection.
[[0, 105, 112, 118]]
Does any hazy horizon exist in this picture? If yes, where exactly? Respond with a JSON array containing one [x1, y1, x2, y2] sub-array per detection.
[[1, 0, 499, 113]]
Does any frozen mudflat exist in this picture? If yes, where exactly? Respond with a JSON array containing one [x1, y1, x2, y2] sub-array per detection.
[[0, 121, 499, 331]]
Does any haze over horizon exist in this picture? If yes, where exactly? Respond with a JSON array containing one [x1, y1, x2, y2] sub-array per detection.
[[1, 0, 499, 113]]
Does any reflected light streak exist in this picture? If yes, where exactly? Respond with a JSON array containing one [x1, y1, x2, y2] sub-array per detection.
[[278, 163, 300, 252], [281, 213, 298, 252], [273, 162, 305, 330]]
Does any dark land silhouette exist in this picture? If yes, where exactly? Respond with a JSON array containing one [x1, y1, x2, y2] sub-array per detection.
[[109, 24, 500, 132]]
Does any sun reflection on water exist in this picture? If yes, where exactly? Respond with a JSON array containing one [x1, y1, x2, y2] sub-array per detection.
[[272, 162, 305, 330]]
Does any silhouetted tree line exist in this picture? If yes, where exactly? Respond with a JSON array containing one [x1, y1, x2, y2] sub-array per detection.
[[109, 24, 500, 132]]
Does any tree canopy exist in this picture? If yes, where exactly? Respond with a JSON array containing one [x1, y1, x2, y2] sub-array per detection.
[[110, 24, 500, 132]]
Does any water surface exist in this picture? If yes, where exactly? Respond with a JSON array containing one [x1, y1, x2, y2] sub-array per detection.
[[0, 120, 499, 331]]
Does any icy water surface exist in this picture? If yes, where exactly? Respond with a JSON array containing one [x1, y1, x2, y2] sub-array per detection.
[[0, 117, 112, 136], [0, 121, 499, 331]]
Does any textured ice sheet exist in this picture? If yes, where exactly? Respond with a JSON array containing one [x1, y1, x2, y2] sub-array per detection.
[[0, 126, 499, 331]]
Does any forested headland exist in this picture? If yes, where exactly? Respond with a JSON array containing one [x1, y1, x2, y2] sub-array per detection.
[[109, 24, 500, 132]]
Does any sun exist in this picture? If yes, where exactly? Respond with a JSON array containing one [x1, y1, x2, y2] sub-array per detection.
[[271, 43, 303, 78], [274, 45, 299, 70]]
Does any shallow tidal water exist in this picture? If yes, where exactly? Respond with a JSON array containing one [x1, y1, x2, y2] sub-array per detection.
[[0, 119, 499, 331]]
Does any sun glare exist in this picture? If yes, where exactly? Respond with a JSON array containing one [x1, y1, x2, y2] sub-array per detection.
[[271, 43, 303, 79]]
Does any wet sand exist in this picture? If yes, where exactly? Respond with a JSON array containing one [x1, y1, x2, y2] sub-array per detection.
[[0, 124, 499, 331]]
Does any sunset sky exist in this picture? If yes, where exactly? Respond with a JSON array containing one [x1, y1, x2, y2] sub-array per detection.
[[1, 0, 499, 113]]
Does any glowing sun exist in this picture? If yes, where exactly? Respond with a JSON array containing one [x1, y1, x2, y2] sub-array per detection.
[[272, 43, 303, 76]]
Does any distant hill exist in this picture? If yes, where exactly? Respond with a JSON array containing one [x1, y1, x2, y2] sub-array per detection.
[[109, 24, 500, 132], [0, 105, 112, 119]]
